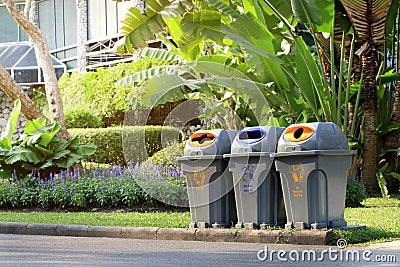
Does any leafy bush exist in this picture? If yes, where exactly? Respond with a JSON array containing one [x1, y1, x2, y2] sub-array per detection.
[[69, 126, 180, 165], [0, 162, 188, 209], [59, 58, 171, 126], [0, 100, 96, 179], [146, 141, 185, 167], [30, 86, 48, 116], [346, 179, 367, 207], [65, 109, 103, 128]]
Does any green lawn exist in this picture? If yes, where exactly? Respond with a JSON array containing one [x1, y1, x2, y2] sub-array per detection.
[[0, 196, 399, 245], [334, 196, 400, 245], [0, 210, 191, 229]]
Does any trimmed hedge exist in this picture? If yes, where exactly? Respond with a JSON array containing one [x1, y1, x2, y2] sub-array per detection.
[[69, 126, 180, 165]]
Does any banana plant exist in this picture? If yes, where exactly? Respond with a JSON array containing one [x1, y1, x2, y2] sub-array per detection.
[[0, 99, 21, 150], [118, 0, 196, 54], [0, 100, 96, 179], [118, 0, 399, 193], [118, 1, 310, 125]]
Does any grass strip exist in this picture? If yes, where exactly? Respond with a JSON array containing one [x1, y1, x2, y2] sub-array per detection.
[[0, 211, 191, 229]]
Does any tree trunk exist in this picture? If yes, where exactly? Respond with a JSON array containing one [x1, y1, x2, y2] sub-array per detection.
[[76, 0, 88, 73], [28, 0, 39, 27], [0, 64, 47, 120], [24, 0, 32, 19], [361, 52, 379, 194], [3, 0, 70, 141]]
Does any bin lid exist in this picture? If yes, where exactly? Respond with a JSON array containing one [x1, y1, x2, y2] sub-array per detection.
[[183, 129, 237, 157], [272, 150, 356, 158], [277, 122, 349, 153], [230, 126, 285, 153]]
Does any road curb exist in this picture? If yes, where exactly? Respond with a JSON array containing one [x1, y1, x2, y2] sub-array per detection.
[[0, 222, 337, 245]]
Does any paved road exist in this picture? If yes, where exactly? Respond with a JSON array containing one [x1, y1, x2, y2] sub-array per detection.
[[0, 234, 399, 267]]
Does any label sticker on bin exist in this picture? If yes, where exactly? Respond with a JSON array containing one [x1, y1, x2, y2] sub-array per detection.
[[241, 164, 255, 193], [192, 167, 206, 190], [289, 164, 304, 183], [289, 164, 304, 198]]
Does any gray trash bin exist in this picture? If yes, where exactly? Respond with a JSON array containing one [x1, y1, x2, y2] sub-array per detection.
[[224, 126, 286, 229], [274, 122, 355, 229], [177, 130, 237, 228]]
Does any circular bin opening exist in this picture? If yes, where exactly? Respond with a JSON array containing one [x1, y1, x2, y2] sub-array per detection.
[[283, 124, 314, 142], [238, 128, 266, 144], [190, 132, 216, 147]]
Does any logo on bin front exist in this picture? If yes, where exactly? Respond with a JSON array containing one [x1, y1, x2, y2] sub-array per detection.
[[193, 167, 206, 189], [241, 164, 255, 193], [289, 164, 304, 183], [289, 164, 304, 198]]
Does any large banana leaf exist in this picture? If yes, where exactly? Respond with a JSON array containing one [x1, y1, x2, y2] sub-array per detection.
[[181, 10, 225, 45], [243, 0, 268, 23], [229, 14, 278, 80], [117, 65, 185, 86], [203, 0, 240, 19], [120, 0, 188, 52], [260, 0, 293, 19], [139, 58, 292, 123], [179, 5, 288, 84], [202, 76, 286, 121], [162, 16, 203, 60], [5, 147, 43, 165], [135, 47, 184, 62], [187, 60, 252, 80], [295, 36, 330, 120], [21, 119, 60, 148], [0, 99, 21, 149], [291, 0, 335, 33], [116, 47, 186, 86], [140, 74, 198, 107]]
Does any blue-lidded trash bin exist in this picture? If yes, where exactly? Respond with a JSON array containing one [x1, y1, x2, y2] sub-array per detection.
[[224, 126, 286, 229], [177, 130, 237, 228]]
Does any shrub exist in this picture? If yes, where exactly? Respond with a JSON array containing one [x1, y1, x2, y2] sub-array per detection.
[[30, 86, 48, 115], [69, 126, 180, 165], [59, 58, 171, 126], [346, 179, 367, 207], [65, 109, 103, 128], [146, 141, 185, 167]]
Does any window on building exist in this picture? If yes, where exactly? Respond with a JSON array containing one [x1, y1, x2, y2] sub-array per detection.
[[0, 4, 28, 43]]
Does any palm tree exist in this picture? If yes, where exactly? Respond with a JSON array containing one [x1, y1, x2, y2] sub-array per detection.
[[337, 0, 393, 193]]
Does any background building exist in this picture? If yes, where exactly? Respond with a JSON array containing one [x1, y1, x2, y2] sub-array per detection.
[[0, 0, 144, 73], [0, 0, 144, 133]]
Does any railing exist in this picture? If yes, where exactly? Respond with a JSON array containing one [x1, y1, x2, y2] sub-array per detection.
[[50, 34, 136, 71]]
